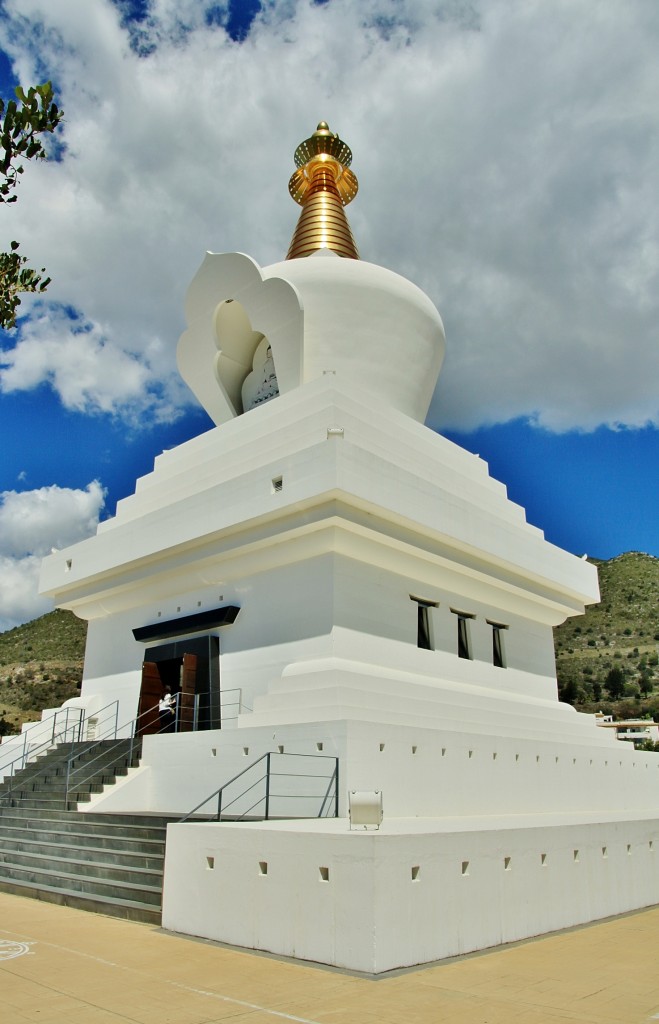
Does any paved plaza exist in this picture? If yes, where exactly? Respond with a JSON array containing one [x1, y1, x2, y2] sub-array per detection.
[[1, 892, 658, 1023]]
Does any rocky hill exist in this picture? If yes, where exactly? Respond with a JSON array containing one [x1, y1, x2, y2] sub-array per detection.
[[554, 551, 659, 717], [0, 608, 86, 736], [0, 551, 657, 735]]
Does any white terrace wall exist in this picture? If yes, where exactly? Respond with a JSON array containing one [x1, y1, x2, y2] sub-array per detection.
[[83, 715, 657, 820], [162, 812, 659, 973]]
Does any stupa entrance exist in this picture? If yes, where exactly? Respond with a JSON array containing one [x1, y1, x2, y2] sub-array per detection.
[[136, 634, 221, 736]]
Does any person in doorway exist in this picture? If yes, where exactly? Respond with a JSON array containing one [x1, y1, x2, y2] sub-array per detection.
[[158, 687, 176, 733]]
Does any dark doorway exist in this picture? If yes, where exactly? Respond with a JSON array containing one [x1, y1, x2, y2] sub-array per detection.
[[136, 635, 220, 736]]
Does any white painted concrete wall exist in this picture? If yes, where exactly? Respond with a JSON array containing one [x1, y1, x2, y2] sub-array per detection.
[[163, 812, 659, 973], [84, 714, 658, 820], [56, 513, 570, 729]]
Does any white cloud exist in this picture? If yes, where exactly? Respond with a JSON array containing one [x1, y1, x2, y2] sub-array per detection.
[[0, 307, 182, 422], [0, 0, 656, 433], [0, 555, 53, 634], [0, 482, 105, 631]]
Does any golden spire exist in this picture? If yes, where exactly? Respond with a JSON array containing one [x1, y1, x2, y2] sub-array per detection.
[[286, 122, 359, 260]]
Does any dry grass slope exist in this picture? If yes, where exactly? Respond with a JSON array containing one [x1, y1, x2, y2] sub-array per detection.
[[554, 551, 659, 718], [0, 609, 86, 735]]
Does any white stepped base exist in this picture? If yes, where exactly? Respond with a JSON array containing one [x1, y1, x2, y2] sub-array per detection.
[[245, 657, 615, 746], [85, 716, 659, 820], [163, 811, 659, 973]]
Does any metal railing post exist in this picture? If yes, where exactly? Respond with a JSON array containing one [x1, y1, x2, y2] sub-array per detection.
[[334, 758, 339, 817], [264, 752, 271, 820], [64, 755, 72, 809], [217, 789, 223, 822]]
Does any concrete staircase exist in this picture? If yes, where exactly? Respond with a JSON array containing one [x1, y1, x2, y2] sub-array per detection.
[[0, 740, 173, 922]]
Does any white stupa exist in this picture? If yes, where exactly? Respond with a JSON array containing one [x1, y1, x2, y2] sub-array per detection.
[[38, 123, 658, 972]]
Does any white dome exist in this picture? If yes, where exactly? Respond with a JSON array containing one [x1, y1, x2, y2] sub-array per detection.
[[177, 250, 445, 425], [263, 251, 445, 423]]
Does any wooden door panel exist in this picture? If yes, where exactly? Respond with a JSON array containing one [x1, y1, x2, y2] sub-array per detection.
[[178, 653, 197, 732], [137, 662, 162, 736]]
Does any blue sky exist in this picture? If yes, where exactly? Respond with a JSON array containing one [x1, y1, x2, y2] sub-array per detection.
[[0, 0, 657, 630]]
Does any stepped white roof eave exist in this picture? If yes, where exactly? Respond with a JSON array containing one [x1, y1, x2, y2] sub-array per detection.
[[39, 378, 599, 623]]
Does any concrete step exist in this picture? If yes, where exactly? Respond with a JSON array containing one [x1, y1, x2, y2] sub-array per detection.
[[3, 739, 139, 768], [0, 877, 161, 924], [0, 861, 163, 905], [0, 810, 170, 839], [0, 737, 166, 923], [8, 804, 165, 819], [0, 848, 163, 887], [69, 749, 138, 762], [16, 779, 113, 796], [2, 797, 84, 811], [0, 823, 165, 855], [0, 757, 139, 798], [2, 752, 134, 775], [0, 834, 165, 869]]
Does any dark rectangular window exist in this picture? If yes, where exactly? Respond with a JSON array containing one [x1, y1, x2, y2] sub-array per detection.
[[451, 609, 474, 660], [410, 596, 437, 650], [418, 604, 431, 649], [487, 620, 508, 668]]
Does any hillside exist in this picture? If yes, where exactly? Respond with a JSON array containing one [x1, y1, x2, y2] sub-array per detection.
[[554, 551, 659, 717], [0, 609, 86, 736], [0, 552, 657, 736]]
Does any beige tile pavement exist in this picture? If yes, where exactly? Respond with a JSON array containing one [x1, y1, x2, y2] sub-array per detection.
[[1, 892, 658, 1024]]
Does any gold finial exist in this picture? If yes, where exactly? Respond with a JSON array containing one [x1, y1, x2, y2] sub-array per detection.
[[286, 122, 359, 261]]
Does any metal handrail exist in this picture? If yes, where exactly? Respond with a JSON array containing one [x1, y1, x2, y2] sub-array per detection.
[[1, 686, 259, 810], [0, 703, 118, 804], [218, 687, 252, 717], [62, 699, 180, 804], [178, 751, 339, 824], [174, 689, 251, 732], [62, 689, 235, 802], [0, 700, 123, 806], [0, 705, 83, 777]]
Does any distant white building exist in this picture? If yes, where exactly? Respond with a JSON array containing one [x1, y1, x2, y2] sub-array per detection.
[[32, 123, 659, 972], [596, 713, 659, 745]]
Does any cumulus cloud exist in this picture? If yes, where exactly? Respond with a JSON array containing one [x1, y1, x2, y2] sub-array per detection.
[[0, 554, 52, 634], [0, 0, 656, 433], [0, 307, 182, 422], [0, 482, 105, 631]]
